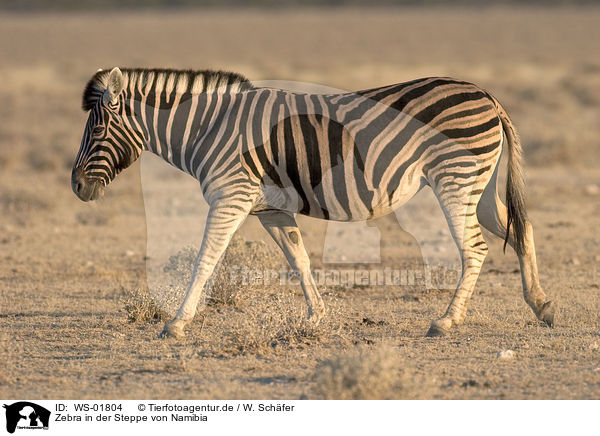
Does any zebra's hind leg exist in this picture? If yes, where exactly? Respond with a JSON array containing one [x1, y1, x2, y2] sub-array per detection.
[[257, 210, 325, 325], [426, 182, 489, 337], [476, 169, 554, 327], [160, 202, 251, 339]]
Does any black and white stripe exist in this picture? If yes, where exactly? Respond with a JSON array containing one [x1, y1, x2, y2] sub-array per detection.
[[73, 67, 554, 338]]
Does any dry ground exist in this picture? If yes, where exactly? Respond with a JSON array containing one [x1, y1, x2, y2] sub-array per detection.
[[0, 8, 599, 399]]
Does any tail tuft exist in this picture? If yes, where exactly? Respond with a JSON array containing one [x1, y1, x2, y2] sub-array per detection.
[[505, 159, 527, 256], [488, 94, 527, 256]]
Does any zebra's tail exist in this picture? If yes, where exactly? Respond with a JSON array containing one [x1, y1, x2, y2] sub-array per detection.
[[487, 93, 527, 256]]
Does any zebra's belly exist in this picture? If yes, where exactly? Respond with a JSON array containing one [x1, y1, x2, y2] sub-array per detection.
[[252, 172, 426, 222]]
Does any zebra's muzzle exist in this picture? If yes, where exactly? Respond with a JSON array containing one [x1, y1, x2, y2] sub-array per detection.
[[71, 167, 105, 202]]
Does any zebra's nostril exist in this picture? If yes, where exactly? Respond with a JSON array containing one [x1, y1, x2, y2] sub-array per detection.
[[76, 182, 83, 193]]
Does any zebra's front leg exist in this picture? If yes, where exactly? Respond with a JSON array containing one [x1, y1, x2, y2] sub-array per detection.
[[159, 203, 250, 339], [258, 210, 325, 325]]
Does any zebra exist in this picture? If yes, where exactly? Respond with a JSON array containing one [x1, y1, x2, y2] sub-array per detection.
[[72, 67, 555, 339]]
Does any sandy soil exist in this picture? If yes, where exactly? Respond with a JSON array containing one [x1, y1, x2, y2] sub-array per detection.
[[0, 8, 599, 399]]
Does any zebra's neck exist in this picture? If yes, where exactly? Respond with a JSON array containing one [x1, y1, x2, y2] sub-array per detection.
[[112, 69, 254, 180]]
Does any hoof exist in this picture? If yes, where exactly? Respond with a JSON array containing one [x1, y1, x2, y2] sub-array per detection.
[[426, 319, 452, 337], [159, 321, 185, 339], [425, 324, 447, 337], [538, 300, 555, 328], [307, 305, 325, 327]]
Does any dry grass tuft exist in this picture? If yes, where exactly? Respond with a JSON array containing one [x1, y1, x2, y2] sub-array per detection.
[[160, 234, 286, 308], [123, 287, 171, 323], [217, 290, 337, 355], [209, 234, 286, 307], [125, 233, 287, 323], [312, 345, 409, 399]]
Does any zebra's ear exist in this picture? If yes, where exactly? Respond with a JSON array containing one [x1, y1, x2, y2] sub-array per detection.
[[105, 67, 124, 103]]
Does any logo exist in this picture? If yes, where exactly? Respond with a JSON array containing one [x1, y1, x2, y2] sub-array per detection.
[[2, 402, 50, 434]]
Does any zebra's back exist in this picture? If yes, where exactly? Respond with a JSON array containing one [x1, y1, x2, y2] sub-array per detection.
[[241, 77, 503, 221]]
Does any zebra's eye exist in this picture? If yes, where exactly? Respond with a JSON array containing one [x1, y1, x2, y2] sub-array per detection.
[[92, 126, 104, 136]]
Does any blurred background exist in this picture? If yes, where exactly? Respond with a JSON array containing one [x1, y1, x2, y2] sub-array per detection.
[[1, 1, 599, 173]]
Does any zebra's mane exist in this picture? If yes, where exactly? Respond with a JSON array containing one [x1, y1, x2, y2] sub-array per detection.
[[82, 68, 253, 111]]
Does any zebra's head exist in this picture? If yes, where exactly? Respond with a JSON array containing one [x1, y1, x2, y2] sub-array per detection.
[[72, 67, 144, 201]]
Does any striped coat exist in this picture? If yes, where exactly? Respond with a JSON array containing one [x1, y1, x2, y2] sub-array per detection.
[[73, 68, 554, 339]]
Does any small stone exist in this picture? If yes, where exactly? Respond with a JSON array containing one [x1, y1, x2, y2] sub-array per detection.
[[584, 184, 599, 196], [570, 258, 581, 266], [497, 349, 516, 360], [594, 255, 600, 263], [126, 250, 135, 257], [589, 342, 599, 351], [85, 261, 94, 267]]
